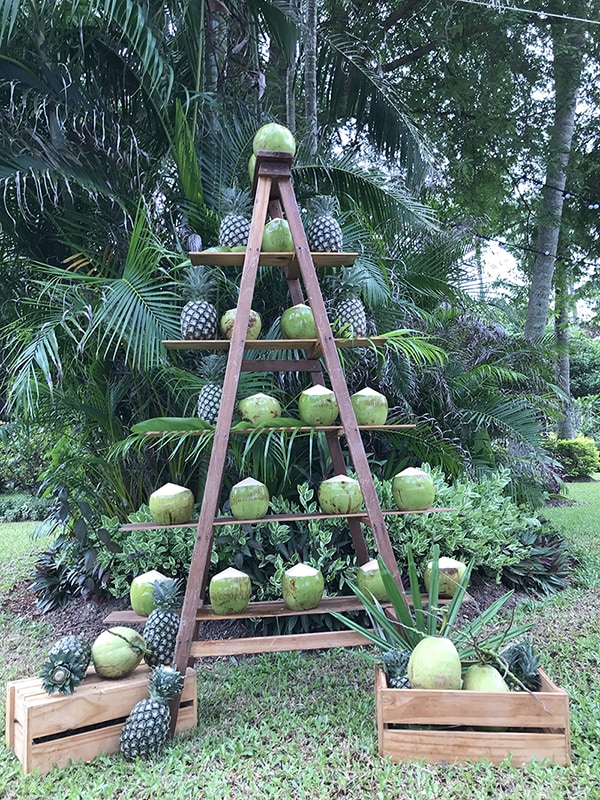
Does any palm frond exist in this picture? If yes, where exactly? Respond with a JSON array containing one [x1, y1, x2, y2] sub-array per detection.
[[316, 31, 432, 179]]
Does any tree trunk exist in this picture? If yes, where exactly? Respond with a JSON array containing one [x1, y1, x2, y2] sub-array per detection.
[[555, 258, 576, 439], [304, 0, 318, 155], [523, 13, 585, 341]]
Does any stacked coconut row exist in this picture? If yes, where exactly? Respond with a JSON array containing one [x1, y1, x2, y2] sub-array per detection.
[[149, 465, 435, 529], [147, 468, 437, 617]]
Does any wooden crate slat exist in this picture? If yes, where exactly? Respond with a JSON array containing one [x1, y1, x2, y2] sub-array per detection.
[[380, 729, 571, 766], [189, 629, 370, 657]]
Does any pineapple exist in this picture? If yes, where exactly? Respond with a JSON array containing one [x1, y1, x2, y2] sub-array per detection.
[[180, 265, 219, 340], [197, 353, 228, 424], [119, 666, 184, 760], [307, 195, 343, 252], [381, 648, 412, 689], [185, 231, 203, 253], [499, 637, 542, 691], [143, 579, 182, 667], [38, 635, 92, 695], [219, 187, 252, 248], [328, 266, 368, 338]]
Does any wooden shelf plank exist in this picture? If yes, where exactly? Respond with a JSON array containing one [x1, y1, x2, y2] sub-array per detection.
[[140, 423, 416, 437], [163, 336, 388, 351], [189, 251, 357, 268], [119, 507, 453, 532], [104, 593, 453, 626], [188, 630, 370, 657]]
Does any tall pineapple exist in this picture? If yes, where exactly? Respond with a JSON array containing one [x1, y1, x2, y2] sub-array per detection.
[[143, 579, 182, 667], [119, 666, 184, 760], [219, 187, 252, 248], [38, 635, 92, 695], [328, 266, 368, 338], [180, 265, 219, 340], [307, 195, 343, 252], [197, 354, 228, 424]]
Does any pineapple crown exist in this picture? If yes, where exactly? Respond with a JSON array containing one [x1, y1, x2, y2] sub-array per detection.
[[220, 186, 252, 216], [151, 578, 182, 611], [148, 666, 185, 703], [310, 195, 340, 217], [39, 637, 92, 695], [198, 353, 228, 383], [182, 264, 218, 302], [499, 636, 542, 690], [328, 265, 365, 301]]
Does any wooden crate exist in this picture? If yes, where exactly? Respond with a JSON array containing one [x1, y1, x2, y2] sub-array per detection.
[[5, 664, 197, 775], [375, 667, 571, 766]]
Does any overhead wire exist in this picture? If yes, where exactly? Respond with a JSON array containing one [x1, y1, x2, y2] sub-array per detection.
[[452, 0, 600, 26]]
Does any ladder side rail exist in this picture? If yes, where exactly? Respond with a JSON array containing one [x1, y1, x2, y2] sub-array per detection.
[[264, 196, 370, 564], [171, 173, 273, 706], [278, 177, 407, 599]]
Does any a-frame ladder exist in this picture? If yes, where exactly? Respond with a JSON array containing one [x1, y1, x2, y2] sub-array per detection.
[[170, 151, 407, 726]]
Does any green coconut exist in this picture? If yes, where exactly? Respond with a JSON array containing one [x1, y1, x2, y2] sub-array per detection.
[[253, 123, 296, 156], [424, 556, 468, 598], [407, 636, 462, 690], [318, 474, 363, 514], [91, 627, 147, 679], [298, 385, 338, 425], [220, 308, 262, 340], [129, 570, 170, 616], [281, 563, 324, 611], [391, 467, 435, 511], [356, 559, 389, 602], [280, 304, 318, 339], [238, 393, 282, 424], [350, 387, 389, 425], [463, 664, 510, 693], [262, 218, 294, 252], [209, 567, 252, 615], [229, 477, 270, 520], [463, 664, 510, 730], [148, 483, 194, 525]]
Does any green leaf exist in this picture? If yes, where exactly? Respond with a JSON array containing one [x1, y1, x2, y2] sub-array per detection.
[[131, 417, 214, 433]]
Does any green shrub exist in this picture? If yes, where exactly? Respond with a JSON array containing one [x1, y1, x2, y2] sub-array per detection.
[[0, 493, 53, 522], [574, 395, 600, 441], [0, 422, 54, 493], [545, 435, 600, 478]]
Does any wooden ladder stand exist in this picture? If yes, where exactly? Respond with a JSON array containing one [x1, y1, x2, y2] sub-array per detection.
[[169, 151, 408, 727]]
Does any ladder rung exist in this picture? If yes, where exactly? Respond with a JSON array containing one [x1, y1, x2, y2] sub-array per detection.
[[188, 630, 370, 657]]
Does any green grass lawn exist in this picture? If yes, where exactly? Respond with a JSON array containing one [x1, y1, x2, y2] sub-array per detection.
[[1, 486, 600, 798]]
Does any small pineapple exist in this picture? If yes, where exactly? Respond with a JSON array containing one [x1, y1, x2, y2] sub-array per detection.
[[180, 265, 219, 340], [185, 231, 203, 253], [499, 637, 542, 691], [197, 353, 228, 424], [328, 266, 368, 338], [143, 579, 182, 667], [38, 635, 92, 695], [381, 648, 412, 689], [307, 195, 343, 252], [219, 187, 252, 248], [119, 666, 184, 760]]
